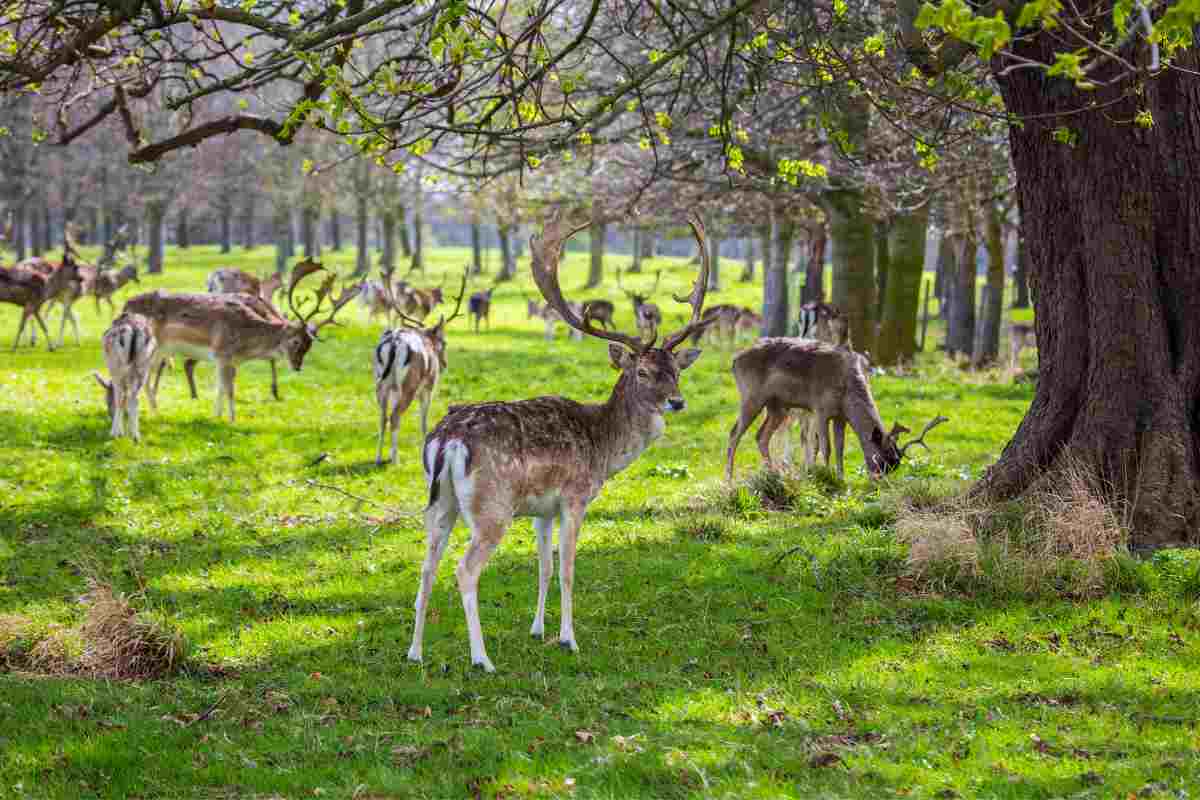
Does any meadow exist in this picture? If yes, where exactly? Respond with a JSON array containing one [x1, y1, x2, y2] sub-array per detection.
[[1, 244, 1197, 800]]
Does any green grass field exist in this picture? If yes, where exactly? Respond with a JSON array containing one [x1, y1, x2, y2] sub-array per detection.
[[1, 244, 1197, 800]]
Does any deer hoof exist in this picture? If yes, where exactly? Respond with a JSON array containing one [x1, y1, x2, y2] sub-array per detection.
[[558, 639, 578, 653], [472, 657, 496, 673], [406, 646, 422, 664]]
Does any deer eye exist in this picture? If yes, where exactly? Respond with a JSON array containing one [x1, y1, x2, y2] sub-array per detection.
[[637, 368, 652, 380]]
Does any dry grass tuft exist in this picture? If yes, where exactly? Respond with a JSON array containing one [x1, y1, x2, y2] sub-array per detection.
[[894, 502, 980, 580], [78, 581, 188, 680]]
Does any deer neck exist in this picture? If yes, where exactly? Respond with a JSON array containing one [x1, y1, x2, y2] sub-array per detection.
[[596, 371, 665, 477], [842, 375, 886, 465]]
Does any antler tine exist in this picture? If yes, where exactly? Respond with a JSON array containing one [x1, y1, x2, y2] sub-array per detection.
[[287, 259, 329, 325], [898, 415, 950, 457], [662, 216, 715, 351], [531, 211, 647, 353], [437, 269, 469, 328], [312, 280, 363, 335]]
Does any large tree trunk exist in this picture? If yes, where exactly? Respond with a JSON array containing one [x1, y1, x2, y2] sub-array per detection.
[[302, 204, 320, 259], [353, 195, 370, 277], [762, 213, 794, 337], [946, 232, 977, 358], [29, 202, 44, 257], [586, 219, 605, 288], [146, 203, 165, 274], [828, 193, 876, 353], [802, 223, 827, 304], [972, 24, 1200, 547], [497, 223, 516, 281], [876, 206, 929, 366], [13, 204, 27, 261]]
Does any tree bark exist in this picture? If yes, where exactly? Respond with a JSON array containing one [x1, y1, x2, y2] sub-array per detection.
[[380, 211, 396, 273], [739, 236, 756, 282], [497, 223, 516, 281], [762, 212, 794, 337], [934, 233, 953, 319], [630, 227, 643, 273], [219, 201, 233, 254], [972, 208, 1005, 367], [273, 206, 290, 274], [397, 206, 412, 259], [876, 205, 929, 366], [241, 194, 256, 251], [353, 195, 370, 277], [874, 221, 890, 323], [30, 202, 44, 257], [302, 204, 320, 259], [1013, 232, 1031, 308], [176, 206, 190, 249], [970, 20, 1200, 546], [802, 223, 827, 304], [12, 204, 27, 261], [586, 219, 606, 288], [706, 219, 721, 291], [470, 217, 483, 275], [410, 201, 424, 273], [828, 192, 876, 353], [146, 203, 165, 274], [330, 211, 342, 252], [40, 204, 52, 252], [946, 232, 977, 359]]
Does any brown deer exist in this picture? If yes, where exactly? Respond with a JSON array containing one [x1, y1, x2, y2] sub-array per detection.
[[93, 312, 156, 441], [691, 303, 743, 347], [16, 255, 93, 348], [1, 254, 80, 351], [191, 267, 287, 401], [359, 279, 398, 326], [617, 267, 662, 341], [581, 299, 615, 329], [125, 261, 358, 422], [468, 288, 494, 333], [374, 274, 467, 465], [398, 283, 445, 321], [92, 263, 140, 315], [525, 293, 584, 341], [780, 301, 852, 466], [727, 338, 946, 479], [407, 214, 715, 672]]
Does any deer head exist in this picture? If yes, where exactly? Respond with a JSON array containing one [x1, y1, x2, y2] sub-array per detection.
[[284, 260, 360, 371], [868, 416, 950, 475], [393, 270, 468, 370], [532, 214, 715, 414]]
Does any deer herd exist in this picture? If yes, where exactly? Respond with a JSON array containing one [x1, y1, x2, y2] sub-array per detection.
[[2, 213, 965, 671]]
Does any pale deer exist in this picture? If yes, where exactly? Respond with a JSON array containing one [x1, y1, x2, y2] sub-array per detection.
[[359, 279, 398, 326], [125, 260, 358, 422], [727, 338, 946, 479], [92, 263, 140, 315], [468, 288, 494, 333], [525, 294, 584, 341], [1, 254, 79, 351], [374, 274, 468, 465], [93, 312, 156, 441], [1009, 323, 1036, 371], [398, 283, 445, 321], [408, 214, 715, 672], [193, 266, 287, 401], [17, 255, 92, 347], [691, 303, 743, 347], [617, 268, 662, 341]]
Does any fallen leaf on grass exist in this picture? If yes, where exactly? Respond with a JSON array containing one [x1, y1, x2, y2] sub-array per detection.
[[574, 730, 596, 744], [809, 752, 843, 768]]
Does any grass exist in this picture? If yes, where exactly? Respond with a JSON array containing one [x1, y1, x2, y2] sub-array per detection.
[[0, 243, 1192, 800]]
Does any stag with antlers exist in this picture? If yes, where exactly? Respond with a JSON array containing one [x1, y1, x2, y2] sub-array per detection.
[[1, 252, 80, 351], [373, 273, 467, 465], [191, 267, 288, 401], [726, 338, 947, 479], [617, 268, 662, 341], [407, 214, 715, 672], [124, 260, 358, 422]]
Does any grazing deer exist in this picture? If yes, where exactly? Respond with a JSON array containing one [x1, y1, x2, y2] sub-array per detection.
[[727, 338, 946, 479], [468, 288, 494, 333], [780, 301, 852, 466], [359, 280, 398, 326], [93, 312, 156, 441], [617, 268, 662, 341], [374, 274, 467, 465], [125, 260, 357, 422], [17, 255, 92, 347], [525, 294, 583, 341], [92, 263, 140, 315], [1009, 323, 1036, 371], [1, 254, 79, 351], [408, 214, 715, 672], [691, 304, 743, 347], [581, 299, 615, 329], [193, 267, 287, 401]]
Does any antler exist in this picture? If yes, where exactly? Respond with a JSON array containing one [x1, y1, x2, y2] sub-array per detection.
[[436, 269, 469, 329], [661, 216, 716, 351], [287, 259, 359, 336], [898, 415, 950, 457], [531, 211, 648, 353]]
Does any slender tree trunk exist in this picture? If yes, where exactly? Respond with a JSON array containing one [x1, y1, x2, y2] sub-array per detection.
[[740, 236, 756, 282], [397, 206, 412, 259], [470, 218, 483, 275], [876, 206, 930, 366], [763, 213, 794, 337], [283, 211, 295, 260], [946, 232, 978, 358], [497, 223, 516, 281], [354, 195, 370, 277], [176, 207, 190, 249], [381, 211, 396, 273], [147, 203, 165, 274], [586, 219, 605, 288], [219, 202, 233, 254], [874, 221, 890, 322], [802, 224, 827, 304], [30, 202, 44, 257], [973, 209, 1006, 367], [1013, 233, 1031, 308], [828, 194, 876, 352], [40, 204, 52, 252], [241, 194, 255, 251], [274, 206, 290, 274], [630, 228, 643, 273], [641, 229, 655, 259], [410, 202, 424, 273], [934, 233, 953, 319], [330, 211, 342, 252], [13, 204, 27, 261], [706, 220, 721, 291]]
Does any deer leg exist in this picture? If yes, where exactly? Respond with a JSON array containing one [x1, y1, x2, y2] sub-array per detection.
[[270, 360, 280, 400], [780, 413, 796, 466], [33, 310, 53, 352], [454, 517, 506, 672], [407, 488, 458, 664], [390, 394, 405, 465], [816, 415, 832, 469], [129, 378, 142, 442], [111, 382, 125, 438], [376, 388, 389, 466], [832, 417, 846, 478], [556, 504, 586, 652], [184, 360, 199, 400], [756, 407, 788, 471], [530, 515, 554, 639], [13, 311, 29, 351], [726, 398, 766, 480], [147, 358, 166, 411]]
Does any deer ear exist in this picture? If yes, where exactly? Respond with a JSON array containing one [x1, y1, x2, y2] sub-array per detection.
[[608, 343, 632, 370], [675, 348, 702, 371]]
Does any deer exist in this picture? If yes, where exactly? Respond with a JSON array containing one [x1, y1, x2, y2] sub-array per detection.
[[779, 301, 853, 466], [93, 312, 156, 441], [735, 307, 762, 340], [15, 254, 93, 348], [359, 280, 398, 326], [468, 288, 494, 333], [1, 253, 80, 351], [398, 283, 445, 321], [580, 299, 615, 329], [524, 293, 584, 341], [1009, 323, 1036, 372], [374, 273, 468, 465], [690, 304, 744, 347], [407, 213, 716, 673], [617, 267, 662, 341], [727, 338, 947, 480], [124, 260, 358, 422], [92, 263, 140, 315]]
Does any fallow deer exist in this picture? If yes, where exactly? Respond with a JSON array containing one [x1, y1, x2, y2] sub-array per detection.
[[92, 263, 140, 315], [1, 254, 79, 351], [617, 268, 662, 341], [691, 304, 743, 347], [727, 338, 946, 479], [194, 267, 287, 401], [1009, 323, 1036, 371], [735, 307, 762, 340], [468, 288, 494, 333], [525, 294, 584, 341], [374, 273, 468, 465], [359, 280, 398, 326], [398, 283, 445, 321], [581, 299, 615, 329], [125, 260, 358, 422], [407, 214, 715, 672], [16, 255, 92, 348], [781, 301, 852, 466], [93, 312, 156, 441]]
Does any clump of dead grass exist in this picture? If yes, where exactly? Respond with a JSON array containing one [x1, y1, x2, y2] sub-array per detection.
[[890, 459, 1132, 598], [0, 581, 188, 680]]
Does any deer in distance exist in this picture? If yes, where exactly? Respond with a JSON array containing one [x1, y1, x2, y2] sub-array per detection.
[[1, 253, 79, 351], [407, 213, 716, 673], [374, 272, 467, 465], [14, 253, 91, 348], [93, 312, 156, 442], [524, 293, 584, 341], [92, 262, 140, 315], [124, 260, 358, 422], [468, 287, 494, 333], [727, 338, 947, 480], [617, 267, 662, 341]]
